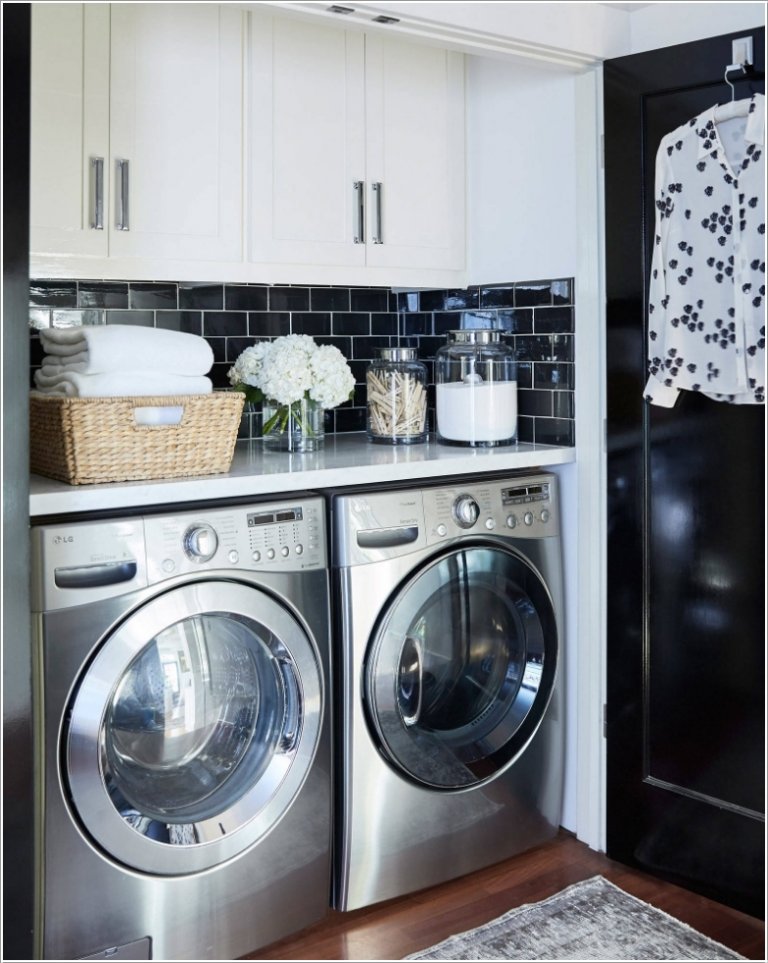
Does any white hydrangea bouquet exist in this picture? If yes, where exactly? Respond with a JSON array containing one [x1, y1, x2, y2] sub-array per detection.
[[228, 334, 355, 450]]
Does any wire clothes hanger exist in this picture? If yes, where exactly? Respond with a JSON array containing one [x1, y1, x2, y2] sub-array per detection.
[[714, 63, 758, 121]]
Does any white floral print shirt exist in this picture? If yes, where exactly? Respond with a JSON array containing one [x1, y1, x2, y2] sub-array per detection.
[[645, 92, 765, 406]]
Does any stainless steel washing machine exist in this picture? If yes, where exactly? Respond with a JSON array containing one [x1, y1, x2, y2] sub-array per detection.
[[330, 473, 565, 911], [31, 496, 331, 960]]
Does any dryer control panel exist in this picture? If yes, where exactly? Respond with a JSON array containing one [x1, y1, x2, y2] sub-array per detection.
[[424, 477, 558, 544], [333, 474, 558, 567]]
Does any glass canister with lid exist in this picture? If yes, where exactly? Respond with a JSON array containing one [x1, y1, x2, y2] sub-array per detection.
[[366, 346, 428, 445], [435, 329, 517, 446]]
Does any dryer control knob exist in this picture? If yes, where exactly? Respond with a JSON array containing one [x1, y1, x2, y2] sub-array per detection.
[[506, 514, 517, 529], [183, 523, 218, 562], [540, 509, 550, 523], [453, 494, 480, 529], [523, 512, 534, 526]]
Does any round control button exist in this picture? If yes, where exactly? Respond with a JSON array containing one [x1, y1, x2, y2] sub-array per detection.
[[295, 544, 304, 556], [182, 523, 218, 562], [436, 523, 448, 537], [506, 514, 517, 529], [162, 558, 175, 573], [266, 548, 276, 560], [540, 509, 550, 523], [228, 550, 239, 564], [523, 512, 534, 526], [453, 494, 480, 529], [485, 518, 496, 530], [252, 551, 261, 563], [281, 546, 290, 558]]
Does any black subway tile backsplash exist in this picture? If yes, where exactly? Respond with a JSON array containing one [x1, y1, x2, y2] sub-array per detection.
[[332, 312, 370, 335], [53, 309, 103, 327], [155, 311, 203, 335], [29, 277, 575, 446], [292, 312, 331, 336], [514, 281, 553, 307], [311, 287, 351, 312], [479, 284, 516, 308], [269, 286, 310, 311], [180, 283, 224, 310], [224, 285, 269, 311], [350, 288, 390, 312], [249, 312, 291, 337], [30, 280, 78, 307], [78, 281, 129, 309], [535, 306, 574, 333], [105, 309, 153, 327], [203, 312, 248, 337], [129, 282, 177, 310]]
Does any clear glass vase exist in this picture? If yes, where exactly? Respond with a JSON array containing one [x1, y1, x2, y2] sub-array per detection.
[[261, 397, 325, 452]]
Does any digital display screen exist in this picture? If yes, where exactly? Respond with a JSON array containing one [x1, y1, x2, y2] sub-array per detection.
[[247, 507, 302, 527], [502, 484, 550, 505]]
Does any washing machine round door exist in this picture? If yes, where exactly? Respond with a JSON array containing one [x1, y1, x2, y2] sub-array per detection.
[[65, 580, 323, 875], [364, 544, 558, 789]]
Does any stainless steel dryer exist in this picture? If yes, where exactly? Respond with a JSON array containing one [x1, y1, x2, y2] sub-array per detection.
[[330, 473, 564, 911], [31, 497, 331, 960]]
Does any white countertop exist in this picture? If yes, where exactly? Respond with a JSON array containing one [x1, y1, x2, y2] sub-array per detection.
[[29, 433, 575, 517]]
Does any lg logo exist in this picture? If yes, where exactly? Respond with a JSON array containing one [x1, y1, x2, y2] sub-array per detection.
[[52, 535, 74, 545]]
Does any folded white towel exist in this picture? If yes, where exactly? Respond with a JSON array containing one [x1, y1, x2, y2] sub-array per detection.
[[39, 325, 214, 375], [33, 370, 213, 398]]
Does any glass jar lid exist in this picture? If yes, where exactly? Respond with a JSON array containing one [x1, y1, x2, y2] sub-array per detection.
[[446, 329, 501, 344], [379, 346, 419, 361]]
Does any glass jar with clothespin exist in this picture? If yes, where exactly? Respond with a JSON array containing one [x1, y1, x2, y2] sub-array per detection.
[[366, 346, 428, 445]]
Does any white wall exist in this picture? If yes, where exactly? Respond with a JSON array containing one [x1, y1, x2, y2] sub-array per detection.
[[630, 2, 765, 54], [466, 55, 577, 284]]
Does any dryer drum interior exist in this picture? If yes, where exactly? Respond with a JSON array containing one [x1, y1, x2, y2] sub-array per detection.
[[64, 579, 323, 876], [364, 544, 558, 790]]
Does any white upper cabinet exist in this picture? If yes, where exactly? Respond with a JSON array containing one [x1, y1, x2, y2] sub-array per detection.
[[30, 4, 465, 282], [364, 35, 465, 272], [30, 3, 243, 268], [248, 12, 367, 267], [247, 12, 465, 275], [30, 3, 110, 257], [108, 4, 242, 263]]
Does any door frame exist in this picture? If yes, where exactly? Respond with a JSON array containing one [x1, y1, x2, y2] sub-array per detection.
[[573, 66, 608, 853]]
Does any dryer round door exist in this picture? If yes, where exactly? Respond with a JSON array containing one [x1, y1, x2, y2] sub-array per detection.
[[65, 580, 323, 875], [364, 544, 558, 790]]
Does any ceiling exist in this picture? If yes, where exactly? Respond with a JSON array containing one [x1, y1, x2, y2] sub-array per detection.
[[599, 2, 655, 9]]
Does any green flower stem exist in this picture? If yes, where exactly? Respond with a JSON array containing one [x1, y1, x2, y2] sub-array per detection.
[[263, 398, 319, 438]]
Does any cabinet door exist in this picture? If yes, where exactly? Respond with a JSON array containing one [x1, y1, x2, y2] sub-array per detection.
[[30, 3, 110, 257], [365, 36, 465, 271], [247, 11, 366, 267], [108, 4, 242, 263]]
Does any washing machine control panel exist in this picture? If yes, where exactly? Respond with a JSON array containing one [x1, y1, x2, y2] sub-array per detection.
[[144, 499, 325, 582], [424, 475, 559, 544]]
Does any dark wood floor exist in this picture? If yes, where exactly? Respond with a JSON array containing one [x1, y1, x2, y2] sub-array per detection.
[[244, 831, 765, 961]]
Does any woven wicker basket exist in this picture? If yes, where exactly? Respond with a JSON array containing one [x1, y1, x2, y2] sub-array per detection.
[[30, 391, 245, 485]]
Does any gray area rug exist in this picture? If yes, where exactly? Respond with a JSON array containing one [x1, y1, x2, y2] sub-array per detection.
[[405, 875, 746, 961]]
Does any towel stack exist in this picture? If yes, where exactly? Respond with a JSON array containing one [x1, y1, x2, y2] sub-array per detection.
[[33, 325, 214, 397]]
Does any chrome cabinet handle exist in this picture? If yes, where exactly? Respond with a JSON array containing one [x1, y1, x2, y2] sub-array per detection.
[[353, 180, 365, 244], [115, 158, 130, 231], [89, 157, 104, 230], [372, 181, 383, 244]]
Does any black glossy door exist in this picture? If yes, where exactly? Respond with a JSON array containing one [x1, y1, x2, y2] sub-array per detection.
[[604, 29, 765, 917]]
